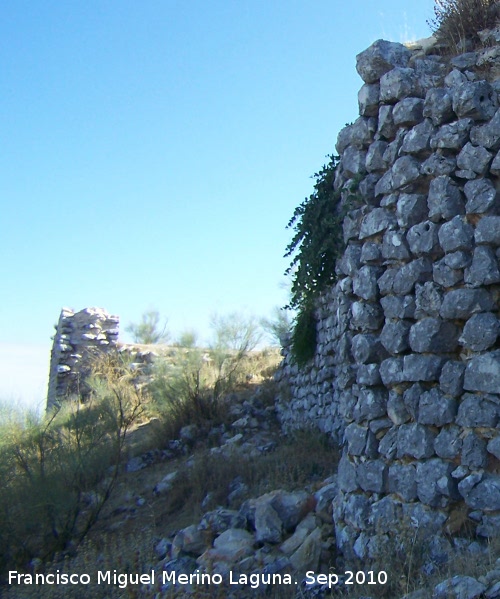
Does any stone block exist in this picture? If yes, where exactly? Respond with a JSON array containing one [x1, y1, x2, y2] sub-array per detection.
[[440, 288, 494, 319], [387, 390, 410, 424], [391, 155, 421, 190], [456, 393, 499, 427], [434, 426, 462, 459], [378, 426, 398, 459], [379, 357, 404, 385], [377, 104, 397, 139], [356, 39, 412, 84], [403, 354, 443, 382], [423, 87, 454, 126], [432, 258, 463, 288], [459, 475, 500, 511], [403, 383, 424, 420], [365, 140, 388, 173], [351, 333, 383, 364], [465, 246, 500, 286], [409, 318, 459, 353], [381, 229, 410, 261], [475, 215, 500, 245], [430, 118, 473, 150], [338, 454, 358, 493], [338, 244, 363, 276], [396, 193, 428, 228], [407, 221, 441, 256], [359, 207, 397, 239], [470, 108, 500, 150], [397, 423, 436, 459], [380, 320, 411, 354], [439, 361, 465, 397], [380, 67, 419, 102], [343, 493, 371, 530], [343, 146, 367, 178], [358, 83, 380, 116], [381, 294, 415, 319], [353, 265, 383, 301], [401, 118, 435, 154], [418, 388, 457, 426], [351, 301, 384, 330], [393, 258, 433, 295], [464, 178, 498, 214], [464, 352, 500, 394], [459, 312, 500, 351], [388, 463, 417, 501], [444, 251, 471, 269], [452, 80, 497, 120], [360, 241, 382, 264], [456, 142, 493, 175], [369, 496, 403, 533], [438, 215, 474, 253], [356, 363, 382, 386], [414, 282, 442, 318], [427, 175, 465, 222], [421, 153, 456, 177], [462, 432, 488, 469], [487, 436, 500, 460], [393, 97, 424, 127], [357, 459, 387, 493], [344, 423, 368, 456], [416, 459, 457, 507], [353, 388, 388, 421]]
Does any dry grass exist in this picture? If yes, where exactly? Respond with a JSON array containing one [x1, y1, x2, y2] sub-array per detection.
[[428, 0, 499, 53]]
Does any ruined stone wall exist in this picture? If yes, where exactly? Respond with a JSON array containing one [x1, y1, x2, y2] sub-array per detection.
[[276, 34, 500, 556]]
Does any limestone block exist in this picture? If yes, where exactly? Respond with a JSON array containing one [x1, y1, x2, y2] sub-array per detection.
[[380, 67, 420, 103], [409, 317, 459, 353], [439, 361, 466, 397], [377, 104, 397, 140], [476, 514, 500, 538], [374, 170, 393, 196], [338, 244, 362, 276], [388, 463, 417, 501], [423, 88, 454, 126], [402, 502, 447, 533], [379, 357, 404, 385], [451, 52, 478, 70], [465, 244, 500, 286], [359, 207, 397, 239], [377, 268, 397, 295], [457, 142, 493, 175], [452, 80, 497, 120], [464, 178, 498, 214], [355, 39, 411, 84], [428, 175, 465, 222], [403, 383, 424, 420], [421, 152, 456, 177], [434, 426, 462, 459], [459, 312, 500, 351], [357, 459, 387, 493], [393, 258, 433, 295], [365, 140, 388, 172], [438, 215, 474, 253], [391, 155, 421, 190], [396, 193, 428, 228], [456, 393, 499, 427], [387, 390, 410, 424], [344, 423, 368, 456], [433, 258, 464, 287], [475, 215, 500, 245], [351, 301, 384, 330], [358, 82, 380, 116], [356, 363, 382, 386], [353, 265, 383, 300], [369, 496, 403, 533], [381, 294, 416, 319], [397, 423, 436, 459], [343, 493, 371, 529], [378, 426, 398, 459], [381, 229, 410, 261], [360, 241, 382, 264], [415, 282, 443, 318], [403, 354, 444, 382], [418, 388, 457, 426], [343, 146, 367, 178], [470, 108, 500, 149], [459, 475, 500, 511], [338, 454, 358, 493], [401, 118, 435, 154], [488, 437, 500, 460], [351, 333, 383, 364], [380, 320, 411, 354], [430, 118, 473, 150], [491, 149, 500, 175], [416, 459, 457, 507], [462, 432, 488, 469], [433, 576, 486, 599], [444, 251, 471, 269], [440, 288, 494, 319], [393, 97, 424, 127], [353, 388, 387, 421], [407, 221, 440, 256], [464, 352, 500, 395]]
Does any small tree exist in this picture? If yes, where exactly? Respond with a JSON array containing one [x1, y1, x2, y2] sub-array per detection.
[[125, 309, 169, 344], [260, 306, 293, 346]]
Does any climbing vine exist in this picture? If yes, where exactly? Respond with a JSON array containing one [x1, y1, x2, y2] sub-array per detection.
[[284, 155, 358, 365]]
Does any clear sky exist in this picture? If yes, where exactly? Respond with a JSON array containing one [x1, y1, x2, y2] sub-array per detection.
[[0, 0, 436, 411]]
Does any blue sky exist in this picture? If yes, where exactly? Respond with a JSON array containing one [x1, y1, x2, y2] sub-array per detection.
[[0, 0, 435, 410]]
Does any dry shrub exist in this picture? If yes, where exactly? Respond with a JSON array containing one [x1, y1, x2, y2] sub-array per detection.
[[428, 0, 499, 53]]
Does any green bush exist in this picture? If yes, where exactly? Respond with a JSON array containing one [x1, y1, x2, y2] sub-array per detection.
[[0, 355, 144, 579], [428, 0, 499, 52]]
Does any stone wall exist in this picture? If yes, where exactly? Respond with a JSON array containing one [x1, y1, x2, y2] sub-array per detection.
[[46, 307, 120, 411], [276, 34, 500, 557]]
